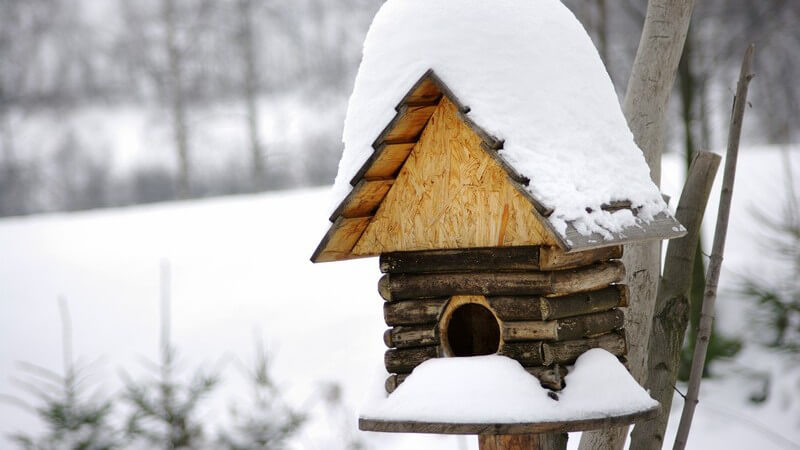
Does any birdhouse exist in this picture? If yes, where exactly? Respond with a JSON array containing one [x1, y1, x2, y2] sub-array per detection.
[[313, 68, 684, 393], [311, 0, 686, 445]]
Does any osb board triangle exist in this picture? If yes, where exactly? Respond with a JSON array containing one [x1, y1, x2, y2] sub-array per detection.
[[352, 97, 558, 256]]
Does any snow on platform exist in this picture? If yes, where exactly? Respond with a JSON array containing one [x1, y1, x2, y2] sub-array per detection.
[[361, 350, 657, 426]]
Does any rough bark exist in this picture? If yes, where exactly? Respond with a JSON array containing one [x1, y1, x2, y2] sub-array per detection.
[[383, 298, 448, 326], [378, 262, 624, 301], [579, 2, 695, 449], [629, 152, 721, 450], [479, 433, 568, 450], [673, 44, 754, 450], [384, 346, 439, 373], [502, 309, 624, 342]]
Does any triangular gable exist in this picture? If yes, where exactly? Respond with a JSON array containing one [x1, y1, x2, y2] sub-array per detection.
[[312, 70, 685, 263]]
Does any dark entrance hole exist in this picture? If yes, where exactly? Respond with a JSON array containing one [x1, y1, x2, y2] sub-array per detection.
[[446, 303, 501, 356]]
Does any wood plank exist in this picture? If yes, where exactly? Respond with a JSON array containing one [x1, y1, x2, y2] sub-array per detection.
[[539, 246, 623, 271], [379, 246, 621, 274], [377, 261, 625, 301], [562, 211, 687, 252], [502, 310, 624, 342], [488, 286, 627, 321], [362, 143, 416, 181], [396, 70, 469, 113], [499, 341, 546, 366], [385, 373, 409, 394], [384, 298, 448, 326], [373, 104, 438, 147], [539, 285, 628, 320], [542, 331, 627, 365], [329, 179, 394, 221], [385, 346, 440, 373], [310, 217, 371, 263], [384, 324, 439, 349], [353, 97, 558, 256], [396, 75, 442, 107], [380, 246, 541, 274], [358, 406, 660, 435]]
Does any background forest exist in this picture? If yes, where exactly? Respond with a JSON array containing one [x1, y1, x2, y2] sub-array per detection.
[[1, 0, 798, 217]]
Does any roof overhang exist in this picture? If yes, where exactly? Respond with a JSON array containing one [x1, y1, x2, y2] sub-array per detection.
[[312, 70, 686, 263]]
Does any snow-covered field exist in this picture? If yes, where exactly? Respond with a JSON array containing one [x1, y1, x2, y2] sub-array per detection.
[[1, 147, 798, 449]]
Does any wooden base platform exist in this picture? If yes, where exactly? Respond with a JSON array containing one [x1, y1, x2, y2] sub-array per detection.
[[359, 405, 659, 435]]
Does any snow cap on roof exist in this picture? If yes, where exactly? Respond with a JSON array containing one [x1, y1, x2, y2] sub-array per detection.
[[331, 0, 678, 243]]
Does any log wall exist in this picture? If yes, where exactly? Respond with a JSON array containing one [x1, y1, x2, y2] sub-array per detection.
[[378, 246, 629, 393]]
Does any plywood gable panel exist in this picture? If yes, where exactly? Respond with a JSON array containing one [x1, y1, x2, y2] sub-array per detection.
[[352, 98, 558, 256]]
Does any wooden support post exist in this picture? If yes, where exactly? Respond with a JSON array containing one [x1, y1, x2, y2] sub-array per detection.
[[479, 433, 568, 450]]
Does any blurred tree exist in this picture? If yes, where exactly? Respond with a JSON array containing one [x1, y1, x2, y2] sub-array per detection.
[[3, 299, 120, 450], [741, 153, 800, 353], [121, 261, 219, 449], [217, 337, 305, 450], [235, 0, 266, 192]]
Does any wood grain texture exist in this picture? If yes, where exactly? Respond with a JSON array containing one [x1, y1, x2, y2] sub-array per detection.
[[503, 309, 624, 342], [359, 406, 659, 435], [383, 298, 448, 326], [562, 212, 686, 252], [384, 324, 439, 349], [539, 246, 622, 270], [439, 295, 502, 357], [479, 434, 568, 450], [330, 179, 394, 221], [378, 262, 625, 301], [396, 74, 443, 108], [384, 346, 440, 373], [360, 143, 416, 181], [310, 217, 371, 263], [380, 246, 541, 274], [499, 341, 546, 366], [579, 2, 695, 450], [373, 104, 438, 146], [542, 331, 627, 365], [488, 286, 627, 322], [353, 97, 558, 256], [630, 151, 720, 449]]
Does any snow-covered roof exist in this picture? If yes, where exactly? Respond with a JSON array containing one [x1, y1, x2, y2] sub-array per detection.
[[321, 0, 685, 260]]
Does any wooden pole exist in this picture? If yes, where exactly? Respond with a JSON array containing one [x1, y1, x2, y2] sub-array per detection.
[[672, 44, 755, 450], [629, 151, 721, 450], [479, 433, 568, 450], [580, 1, 696, 449]]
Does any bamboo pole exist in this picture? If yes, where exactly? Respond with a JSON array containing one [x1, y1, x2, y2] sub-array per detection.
[[672, 44, 755, 450]]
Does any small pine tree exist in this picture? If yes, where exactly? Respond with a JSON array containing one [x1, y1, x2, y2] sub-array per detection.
[[216, 338, 305, 450], [121, 261, 219, 449], [4, 299, 119, 450], [741, 165, 800, 353]]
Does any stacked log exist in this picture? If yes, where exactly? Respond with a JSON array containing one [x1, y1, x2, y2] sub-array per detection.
[[379, 245, 628, 393]]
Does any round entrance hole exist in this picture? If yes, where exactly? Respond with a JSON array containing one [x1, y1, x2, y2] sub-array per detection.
[[445, 303, 501, 356]]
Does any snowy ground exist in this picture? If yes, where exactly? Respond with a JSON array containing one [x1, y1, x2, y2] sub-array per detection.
[[1, 147, 799, 449]]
